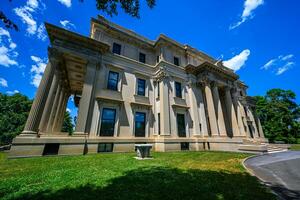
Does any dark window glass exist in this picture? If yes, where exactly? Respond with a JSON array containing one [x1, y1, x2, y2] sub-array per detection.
[[135, 112, 146, 137], [107, 71, 119, 91], [137, 78, 146, 96], [100, 108, 116, 136], [157, 81, 160, 97], [158, 113, 161, 135], [177, 113, 186, 137], [139, 53, 146, 63], [98, 143, 114, 152], [156, 56, 160, 63], [174, 56, 179, 66], [43, 143, 59, 155], [112, 43, 121, 55], [175, 82, 182, 98], [181, 142, 189, 150]]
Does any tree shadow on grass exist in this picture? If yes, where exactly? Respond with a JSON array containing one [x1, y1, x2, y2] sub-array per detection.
[[13, 167, 275, 200]]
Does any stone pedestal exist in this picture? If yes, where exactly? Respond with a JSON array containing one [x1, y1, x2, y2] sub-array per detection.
[[135, 144, 153, 159]]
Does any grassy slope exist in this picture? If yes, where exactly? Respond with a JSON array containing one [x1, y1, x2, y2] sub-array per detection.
[[0, 152, 275, 200]]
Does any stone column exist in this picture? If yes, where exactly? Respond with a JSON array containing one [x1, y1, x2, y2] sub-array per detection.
[[74, 60, 98, 134], [212, 83, 227, 137], [56, 91, 70, 132], [22, 48, 60, 135], [52, 84, 66, 132], [224, 87, 240, 137], [236, 100, 247, 136], [39, 72, 58, 132], [159, 77, 171, 135], [256, 117, 265, 138], [46, 81, 62, 133], [247, 108, 259, 138], [188, 81, 201, 136], [202, 79, 219, 136]]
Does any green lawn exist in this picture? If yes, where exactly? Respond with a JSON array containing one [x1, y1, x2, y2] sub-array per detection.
[[0, 151, 275, 200], [290, 144, 300, 151]]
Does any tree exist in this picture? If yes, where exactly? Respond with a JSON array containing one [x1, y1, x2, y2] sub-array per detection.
[[62, 111, 74, 135], [1, 0, 156, 32], [254, 89, 300, 143], [0, 93, 32, 145]]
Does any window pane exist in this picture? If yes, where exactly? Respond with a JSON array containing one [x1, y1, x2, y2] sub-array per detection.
[[137, 78, 146, 96], [112, 43, 121, 55], [177, 114, 186, 137], [174, 57, 179, 66], [139, 53, 146, 63], [107, 71, 119, 91], [175, 82, 182, 98], [158, 113, 160, 135], [100, 108, 116, 136], [135, 112, 146, 137]]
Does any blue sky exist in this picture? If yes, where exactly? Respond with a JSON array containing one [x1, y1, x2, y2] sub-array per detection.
[[0, 0, 299, 119]]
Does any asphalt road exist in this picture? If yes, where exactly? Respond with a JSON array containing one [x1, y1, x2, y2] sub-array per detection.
[[245, 151, 300, 200]]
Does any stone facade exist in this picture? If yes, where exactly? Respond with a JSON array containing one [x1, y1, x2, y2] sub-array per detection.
[[9, 16, 268, 157]]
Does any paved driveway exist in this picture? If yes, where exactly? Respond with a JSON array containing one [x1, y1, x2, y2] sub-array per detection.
[[244, 151, 300, 200]]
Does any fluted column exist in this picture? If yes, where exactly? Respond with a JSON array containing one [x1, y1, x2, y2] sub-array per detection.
[[74, 60, 98, 134], [247, 108, 259, 138], [46, 81, 62, 133], [56, 91, 70, 132], [236, 100, 247, 136], [212, 83, 227, 137], [39, 72, 58, 132], [22, 48, 60, 135], [160, 76, 171, 135], [188, 81, 201, 136], [256, 117, 265, 138], [52, 84, 66, 132], [224, 87, 240, 137], [202, 80, 219, 136]]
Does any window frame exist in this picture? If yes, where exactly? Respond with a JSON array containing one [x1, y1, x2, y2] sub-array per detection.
[[177, 113, 186, 137], [134, 112, 146, 137], [99, 107, 117, 137], [175, 81, 182, 98], [174, 56, 180, 66], [137, 78, 146, 96]]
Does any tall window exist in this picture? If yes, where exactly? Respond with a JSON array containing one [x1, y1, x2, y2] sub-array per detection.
[[112, 43, 121, 55], [135, 112, 146, 137], [174, 56, 179, 66], [100, 108, 116, 136], [139, 53, 146, 63], [137, 78, 146, 96], [157, 81, 160, 97], [175, 81, 182, 98], [107, 71, 119, 91], [177, 113, 186, 137], [158, 113, 161, 135], [156, 55, 160, 63]]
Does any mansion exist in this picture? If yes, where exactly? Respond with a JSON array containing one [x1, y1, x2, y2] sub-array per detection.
[[9, 16, 268, 157]]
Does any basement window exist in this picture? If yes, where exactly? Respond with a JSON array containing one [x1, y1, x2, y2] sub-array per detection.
[[181, 142, 189, 151], [43, 143, 60, 156], [98, 143, 114, 152]]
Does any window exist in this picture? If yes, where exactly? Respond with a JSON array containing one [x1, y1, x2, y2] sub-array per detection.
[[139, 53, 146, 63], [157, 81, 160, 97], [112, 43, 121, 55], [177, 113, 186, 137], [100, 108, 116, 136], [98, 143, 114, 152], [156, 55, 160, 63], [181, 142, 189, 151], [137, 78, 146, 96], [135, 112, 146, 137], [107, 71, 119, 91], [158, 113, 161, 135], [174, 56, 179, 66], [43, 143, 59, 155], [175, 82, 182, 98]]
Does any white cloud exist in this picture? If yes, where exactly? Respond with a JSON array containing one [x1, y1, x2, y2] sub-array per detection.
[[66, 108, 72, 113], [14, 0, 46, 40], [37, 24, 47, 41], [0, 27, 18, 67], [58, 0, 72, 8], [60, 20, 76, 30], [6, 90, 19, 95], [0, 78, 8, 87], [230, 0, 264, 30], [262, 54, 295, 75], [223, 49, 251, 71], [276, 62, 295, 75], [30, 55, 47, 87]]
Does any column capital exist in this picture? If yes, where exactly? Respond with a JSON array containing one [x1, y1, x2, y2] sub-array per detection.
[[48, 47, 63, 64]]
